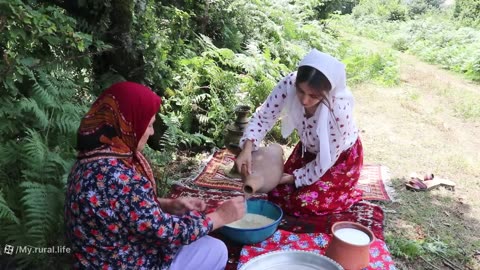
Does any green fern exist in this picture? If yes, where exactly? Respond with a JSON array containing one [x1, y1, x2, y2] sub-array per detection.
[[159, 113, 213, 152], [23, 129, 48, 165], [20, 181, 64, 246], [0, 190, 19, 224], [54, 110, 81, 136], [197, 114, 210, 125], [19, 98, 50, 129], [191, 92, 210, 104], [159, 114, 183, 153], [1, 1, 104, 269], [30, 71, 57, 108]]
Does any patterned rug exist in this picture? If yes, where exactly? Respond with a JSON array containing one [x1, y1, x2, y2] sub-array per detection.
[[190, 148, 394, 201], [167, 185, 388, 270]]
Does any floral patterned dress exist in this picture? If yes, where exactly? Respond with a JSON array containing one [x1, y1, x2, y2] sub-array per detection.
[[65, 158, 213, 270], [268, 139, 363, 217]]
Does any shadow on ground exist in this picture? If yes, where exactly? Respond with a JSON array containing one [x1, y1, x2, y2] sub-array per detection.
[[379, 178, 480, 270]]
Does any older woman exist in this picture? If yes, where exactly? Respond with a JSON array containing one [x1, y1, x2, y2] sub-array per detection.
[[65, 82, 245, 270]]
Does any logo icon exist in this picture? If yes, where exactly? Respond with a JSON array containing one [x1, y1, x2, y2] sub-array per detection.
[[4, 244, 14, 255]]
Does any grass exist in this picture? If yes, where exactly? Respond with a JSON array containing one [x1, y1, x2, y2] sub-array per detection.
[[382, 178, 479, 268], [350, 41, 480, 268]]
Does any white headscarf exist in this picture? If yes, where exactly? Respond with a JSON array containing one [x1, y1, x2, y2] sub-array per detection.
[[280, 49, 358, 177]]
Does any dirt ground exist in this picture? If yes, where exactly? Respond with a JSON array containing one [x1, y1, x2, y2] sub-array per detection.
[[353, 48, 480, 269]]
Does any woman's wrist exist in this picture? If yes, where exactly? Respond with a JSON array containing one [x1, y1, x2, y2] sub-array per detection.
[[280, 173, 295, 185], [206, 212, 224, 231], [243, 139, 254, 151], [157, 198, 173, 210]]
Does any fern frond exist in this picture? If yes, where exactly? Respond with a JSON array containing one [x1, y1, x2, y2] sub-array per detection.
[[30, 72, 57, 108], [181, 111, 194, 132], [159, 128, 177, 153], [45, 152, 74, 178], [54, 112, 80, 135], [0, 221, 63, 270], [159, 114, 182, 152], [20, 181, 64, 246], [197, 114, 210, 125], [191, 93, 210, 104], [191, 132, 213, 144], [19, 98, 49, 128], [21, 140, 74, 184], [0, 190, 20, 224], [23, 128, 48, 165], [39, 71, 60, 95], [0, 142, 23, 187], [1, 222, 30, 245], [52, 75, 78, 99]]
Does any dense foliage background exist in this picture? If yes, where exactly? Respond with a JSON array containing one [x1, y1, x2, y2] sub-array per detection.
[[1, 0, 478, 268]]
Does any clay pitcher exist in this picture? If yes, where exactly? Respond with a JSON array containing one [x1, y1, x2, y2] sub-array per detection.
[[325, 221, 375, 270], [241, 144, 284, 194]]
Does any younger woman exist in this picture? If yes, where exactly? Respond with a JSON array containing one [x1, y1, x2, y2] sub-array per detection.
[[235, 49, 363, 217]]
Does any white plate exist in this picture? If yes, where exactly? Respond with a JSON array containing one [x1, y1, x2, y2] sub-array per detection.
[[239, 250, 344, 270]]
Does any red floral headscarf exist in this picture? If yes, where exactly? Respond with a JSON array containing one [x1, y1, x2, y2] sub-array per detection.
[[77, 81, 162, 191]]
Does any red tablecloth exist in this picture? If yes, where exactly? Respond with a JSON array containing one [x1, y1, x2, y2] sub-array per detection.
[[238, 230, 396, 269]]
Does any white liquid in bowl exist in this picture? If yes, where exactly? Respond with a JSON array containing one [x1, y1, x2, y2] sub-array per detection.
[[227, 213, 275, 229], [334, 228, 370, 245]]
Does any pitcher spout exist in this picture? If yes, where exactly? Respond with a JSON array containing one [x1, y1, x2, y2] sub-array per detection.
[[243, 174, 266, 194]]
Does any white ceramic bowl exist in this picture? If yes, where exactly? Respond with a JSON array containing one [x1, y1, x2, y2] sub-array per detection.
[[239, 250, 344, 270]]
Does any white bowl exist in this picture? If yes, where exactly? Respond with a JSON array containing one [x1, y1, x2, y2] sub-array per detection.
[[239, 250, 343, 270]]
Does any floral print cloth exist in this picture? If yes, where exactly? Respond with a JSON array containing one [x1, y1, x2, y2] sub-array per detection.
[[65, 158, 213, 270], [268, 138, 364, 217], [238, 230, 397, 270]]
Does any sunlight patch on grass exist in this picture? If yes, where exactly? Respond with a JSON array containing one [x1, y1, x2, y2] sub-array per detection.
[[442, 154, 480, 175], [434, 86, 480, 120], [399, 99, 422, 114], [406, 89, 421, 101], [454, 98, 480, 119], [432, 104, 446, 114]]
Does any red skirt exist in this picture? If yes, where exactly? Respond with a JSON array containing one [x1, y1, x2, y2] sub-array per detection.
[[268, 137, 364, 217]]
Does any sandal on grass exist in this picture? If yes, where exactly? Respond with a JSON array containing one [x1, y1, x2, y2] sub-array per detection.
[[405, 177, 429, 191], [423, 175, 456, 190], [405, 175, 456, 192]]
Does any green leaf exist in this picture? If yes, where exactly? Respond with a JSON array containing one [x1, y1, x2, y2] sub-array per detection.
[[19, 57, 40, 67], [43, 36, 62, 46], [10, 28, 27, 40], [4, 76, 19, 95]]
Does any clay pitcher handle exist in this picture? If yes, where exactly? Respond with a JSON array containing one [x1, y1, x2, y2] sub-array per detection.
[[240, 164, 253, 193], [240, 163, 249, 179]]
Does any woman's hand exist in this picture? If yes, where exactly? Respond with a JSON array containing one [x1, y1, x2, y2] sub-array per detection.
[[207, 196, 246, 230], [164, 198, 206, 215], [235, 141, 253, 175], [279, 173, 295, 185]]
